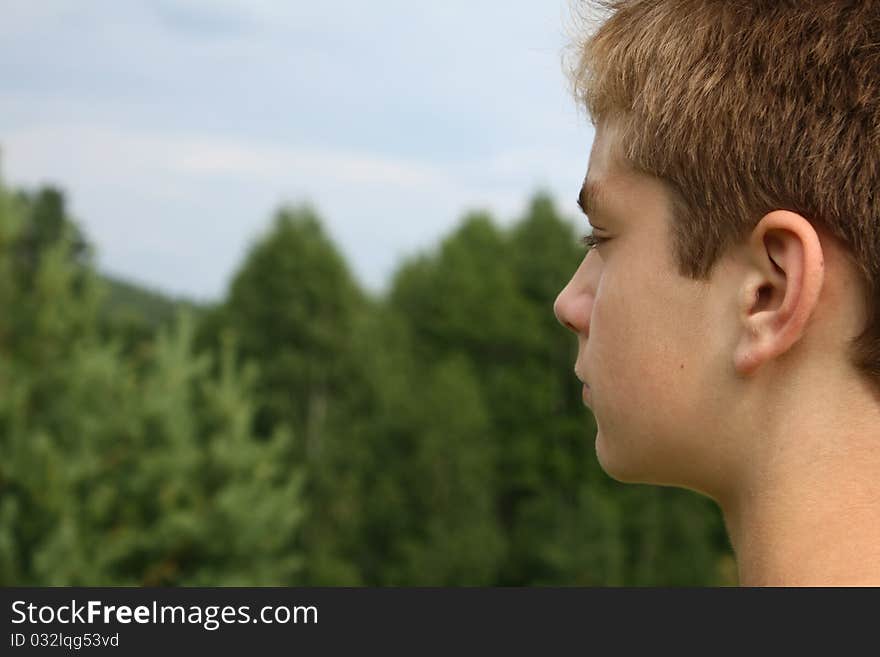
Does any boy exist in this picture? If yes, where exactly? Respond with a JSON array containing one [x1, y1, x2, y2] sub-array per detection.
[[554, 0, 880, 585]]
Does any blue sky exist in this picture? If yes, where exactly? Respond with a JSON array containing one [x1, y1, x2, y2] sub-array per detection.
[[1, 0, 595, 301]]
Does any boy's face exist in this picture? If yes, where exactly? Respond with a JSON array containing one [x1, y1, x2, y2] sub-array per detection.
[[554, 121, 738, 497]]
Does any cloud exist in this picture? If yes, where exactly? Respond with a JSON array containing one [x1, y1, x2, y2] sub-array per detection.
[[173, 140, 450, 190], [147, 0, 255, 38], [2, 123, 452, 189]]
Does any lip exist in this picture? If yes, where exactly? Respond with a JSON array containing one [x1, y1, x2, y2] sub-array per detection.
[[575, 369, 591, 405], [581, 383, 592, 406]]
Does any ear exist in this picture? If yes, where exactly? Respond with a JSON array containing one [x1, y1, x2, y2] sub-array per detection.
[[733, 210, 825, 376]]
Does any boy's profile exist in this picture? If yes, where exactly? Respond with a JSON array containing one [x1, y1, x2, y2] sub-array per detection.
[[554, 0, 880, 585]]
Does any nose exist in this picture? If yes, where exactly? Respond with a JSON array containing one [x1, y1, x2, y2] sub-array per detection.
[[553, 252, 597, 336]]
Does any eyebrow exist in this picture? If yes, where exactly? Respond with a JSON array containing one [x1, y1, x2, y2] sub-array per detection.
[[577, 180, 607, 223]]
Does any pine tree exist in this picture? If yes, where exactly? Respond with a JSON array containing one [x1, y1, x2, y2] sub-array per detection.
[[0, 181, 306, 585]]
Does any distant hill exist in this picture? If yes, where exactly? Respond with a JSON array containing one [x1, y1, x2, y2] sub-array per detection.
[[100, 274, 203, 330]]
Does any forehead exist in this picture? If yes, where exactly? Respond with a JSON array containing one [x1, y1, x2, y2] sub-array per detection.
[[580, 123, 677, 233], [588, 120, 623, 176], [581, 123, 630, 215]]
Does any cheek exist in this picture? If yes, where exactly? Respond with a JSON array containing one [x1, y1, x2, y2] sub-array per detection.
[[586, 268, 724, 486], [591, 274, 671, 366], [589, 275, 697, 412]]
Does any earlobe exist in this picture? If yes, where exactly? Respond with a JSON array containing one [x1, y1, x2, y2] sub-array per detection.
[[733, 211, 825, 377]]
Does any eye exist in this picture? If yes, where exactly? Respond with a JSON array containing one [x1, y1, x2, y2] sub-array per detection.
[[581, 232, 608, 252]]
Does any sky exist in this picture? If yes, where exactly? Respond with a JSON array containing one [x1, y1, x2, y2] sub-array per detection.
[[0, 0, 596, 301]]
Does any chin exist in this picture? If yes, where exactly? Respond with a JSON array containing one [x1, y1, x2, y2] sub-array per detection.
[[595, 428, 721, 498], [594, 427, 674, 486], [594, 428, 646, 483]]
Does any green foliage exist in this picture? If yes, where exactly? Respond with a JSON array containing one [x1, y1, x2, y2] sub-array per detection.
[[216, 204, 375, 583], [223, 205, 363, 443], [98, 274, 200, 357], [0, 182, 305, 585]]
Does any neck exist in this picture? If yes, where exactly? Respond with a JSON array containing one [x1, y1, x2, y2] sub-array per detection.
[[720, 375, 880, 586], [724, 470, 880, 586]]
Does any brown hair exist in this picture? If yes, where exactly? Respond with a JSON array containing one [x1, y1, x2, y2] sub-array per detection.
[[568, 0, 880, 383]]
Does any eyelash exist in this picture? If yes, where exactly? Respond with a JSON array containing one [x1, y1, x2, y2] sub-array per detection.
[[581, 233, 608, 252]]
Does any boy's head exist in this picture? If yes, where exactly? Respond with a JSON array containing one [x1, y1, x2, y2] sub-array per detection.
[[555, 1, 880, 500]]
